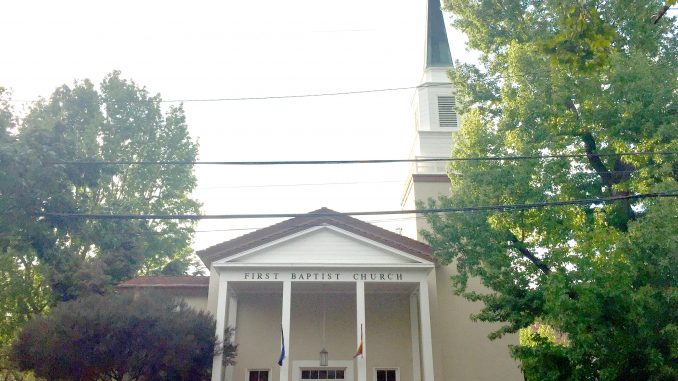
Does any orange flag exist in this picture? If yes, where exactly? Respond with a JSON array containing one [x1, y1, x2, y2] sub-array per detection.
[[353, 324, 363, 358]]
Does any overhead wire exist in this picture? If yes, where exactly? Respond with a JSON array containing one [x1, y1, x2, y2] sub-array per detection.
[[196, 179, 402, 190], [161, 83, 449, 103], [195, 166, 658, 191], [36, 190, 678, 220], [191, 215, 428, 234], [8, 83, 453, 104], [46, 151, 678, 166]]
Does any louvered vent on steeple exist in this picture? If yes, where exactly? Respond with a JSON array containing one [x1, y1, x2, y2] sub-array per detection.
[[437, 96, 457, 128]]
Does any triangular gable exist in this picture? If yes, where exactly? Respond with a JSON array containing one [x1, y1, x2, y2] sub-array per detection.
[[213, 225, 428, 266], [197, 208, 434, 268]]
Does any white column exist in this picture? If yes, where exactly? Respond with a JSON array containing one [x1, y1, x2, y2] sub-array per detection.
[[212, 273, 229, 381], [418, 280, 435, 381], [410, 292, 422, 381], [356, 281, 366, 381], [224, 294, 238, 381], [280, 281, 292, 381]]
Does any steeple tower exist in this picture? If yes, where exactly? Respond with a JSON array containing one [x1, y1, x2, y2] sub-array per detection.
[[425, 0, 453, 69], [401, 0, 457, 240]]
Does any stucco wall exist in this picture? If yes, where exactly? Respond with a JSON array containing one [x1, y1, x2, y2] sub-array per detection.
[[434, 266, 522, 381], [182, 292, 209, 312], [403, 177, 522, 380], [365, 293, 413, 381], [231, 292, 282, 381], [119, 287, 208, 312], [290, 292, 356, 365]]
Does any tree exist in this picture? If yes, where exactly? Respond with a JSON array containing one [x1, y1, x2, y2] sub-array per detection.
[[12, 292, 236, 381], [0, 73, 202, 367], [18, 71, 201, 298], [0, 71, 201, 303], [423, 1, 677, 379]]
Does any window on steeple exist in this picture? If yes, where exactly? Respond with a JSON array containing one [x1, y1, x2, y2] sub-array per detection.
[[437, 96, 457, 129]]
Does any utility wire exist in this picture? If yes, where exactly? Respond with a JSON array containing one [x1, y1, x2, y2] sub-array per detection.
[[195, 168, 649, 191], [9, 83, 453, 104], [197, 179, 402, 190], [192, 215, 427, 233], [162, 84, 450, 103], [47, 151, 678, 166], [36, 190, 678, 220]]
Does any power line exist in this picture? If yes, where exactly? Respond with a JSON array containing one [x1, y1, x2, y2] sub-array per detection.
[[192, 215, 426, 233], [8, 83, 453, 104], [195, 167, 655, 191], [162, 84, 447, 103], [47, 151, 678, 166], [196, 179, 402, 190], [36, 190, 678, 220]]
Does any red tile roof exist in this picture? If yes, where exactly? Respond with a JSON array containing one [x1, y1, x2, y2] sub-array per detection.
[[117, 276, 209, 288], [197, 207, 433, 267]]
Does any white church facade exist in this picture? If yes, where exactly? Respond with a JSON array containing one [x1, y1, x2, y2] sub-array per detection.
[[120, 1, 523, 380], [120, 208, 521, 381]]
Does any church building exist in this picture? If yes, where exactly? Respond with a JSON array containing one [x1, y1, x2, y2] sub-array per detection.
[[119, 1, 522, 380]]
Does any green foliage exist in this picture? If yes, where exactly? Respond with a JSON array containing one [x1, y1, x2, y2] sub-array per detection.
[[515, 325, 572, 381], [0, 73, 201, 353], [425, 0, 678, 379], [12, 292, 236, 381], [0, 248, 51, 346], [2, 72, 200, 293]]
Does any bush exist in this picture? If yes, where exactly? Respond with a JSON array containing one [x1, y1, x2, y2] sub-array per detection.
[[12, 292, 236, 381]]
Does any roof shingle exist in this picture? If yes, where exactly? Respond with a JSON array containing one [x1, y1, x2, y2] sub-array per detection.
[[117, 276, 209, 288]]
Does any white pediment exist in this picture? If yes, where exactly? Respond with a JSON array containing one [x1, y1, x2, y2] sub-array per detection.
[[213, 225, 431, 266]]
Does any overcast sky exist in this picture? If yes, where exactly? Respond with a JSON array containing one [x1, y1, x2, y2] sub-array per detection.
[[1, 0, 477, 251]]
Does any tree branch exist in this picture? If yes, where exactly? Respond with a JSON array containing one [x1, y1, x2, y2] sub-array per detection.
[[509, 233, 550, 274], [565, 99, 636, 188], [581, 131, 615, 187], [652, 4, 671, 24]]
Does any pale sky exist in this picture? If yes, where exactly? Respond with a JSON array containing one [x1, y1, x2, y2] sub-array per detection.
[[1, 0, 476, 251]]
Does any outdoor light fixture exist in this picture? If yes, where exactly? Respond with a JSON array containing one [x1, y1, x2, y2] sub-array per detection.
[[319, 348, 329, 366], [320, 290, 328, 366]]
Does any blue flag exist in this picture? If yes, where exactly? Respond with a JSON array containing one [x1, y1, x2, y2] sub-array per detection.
[[278, 326, 286, 366]]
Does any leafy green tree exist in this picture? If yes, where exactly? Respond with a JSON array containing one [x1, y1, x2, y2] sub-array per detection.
[[515, 324, 571, 381], [0, 73, 201, 360], [12, 292, 237, 381], [2, 71, 200, 301], [424, 0, 677, 379]]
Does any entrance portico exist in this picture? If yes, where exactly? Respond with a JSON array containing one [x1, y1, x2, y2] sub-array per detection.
[[197, 209, 436, 381]]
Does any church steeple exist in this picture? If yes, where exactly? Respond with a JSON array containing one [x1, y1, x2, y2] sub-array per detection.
[[400, 0, 457, 240], [425, 0, 453, 68]]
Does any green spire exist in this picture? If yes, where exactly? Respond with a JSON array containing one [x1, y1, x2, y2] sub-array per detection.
[[425, 0, 453, 68]]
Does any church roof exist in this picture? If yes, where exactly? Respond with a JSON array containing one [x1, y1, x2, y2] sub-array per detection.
[[117, 276, 209, 288], [425, 0, 453, 68], [197, 207, 433, 267]]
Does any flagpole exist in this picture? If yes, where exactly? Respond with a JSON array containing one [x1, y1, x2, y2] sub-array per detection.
[[280, 281, 291, 381]]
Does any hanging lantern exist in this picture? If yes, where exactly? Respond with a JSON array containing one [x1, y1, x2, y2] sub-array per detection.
[[319, 348, 329, 366]]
